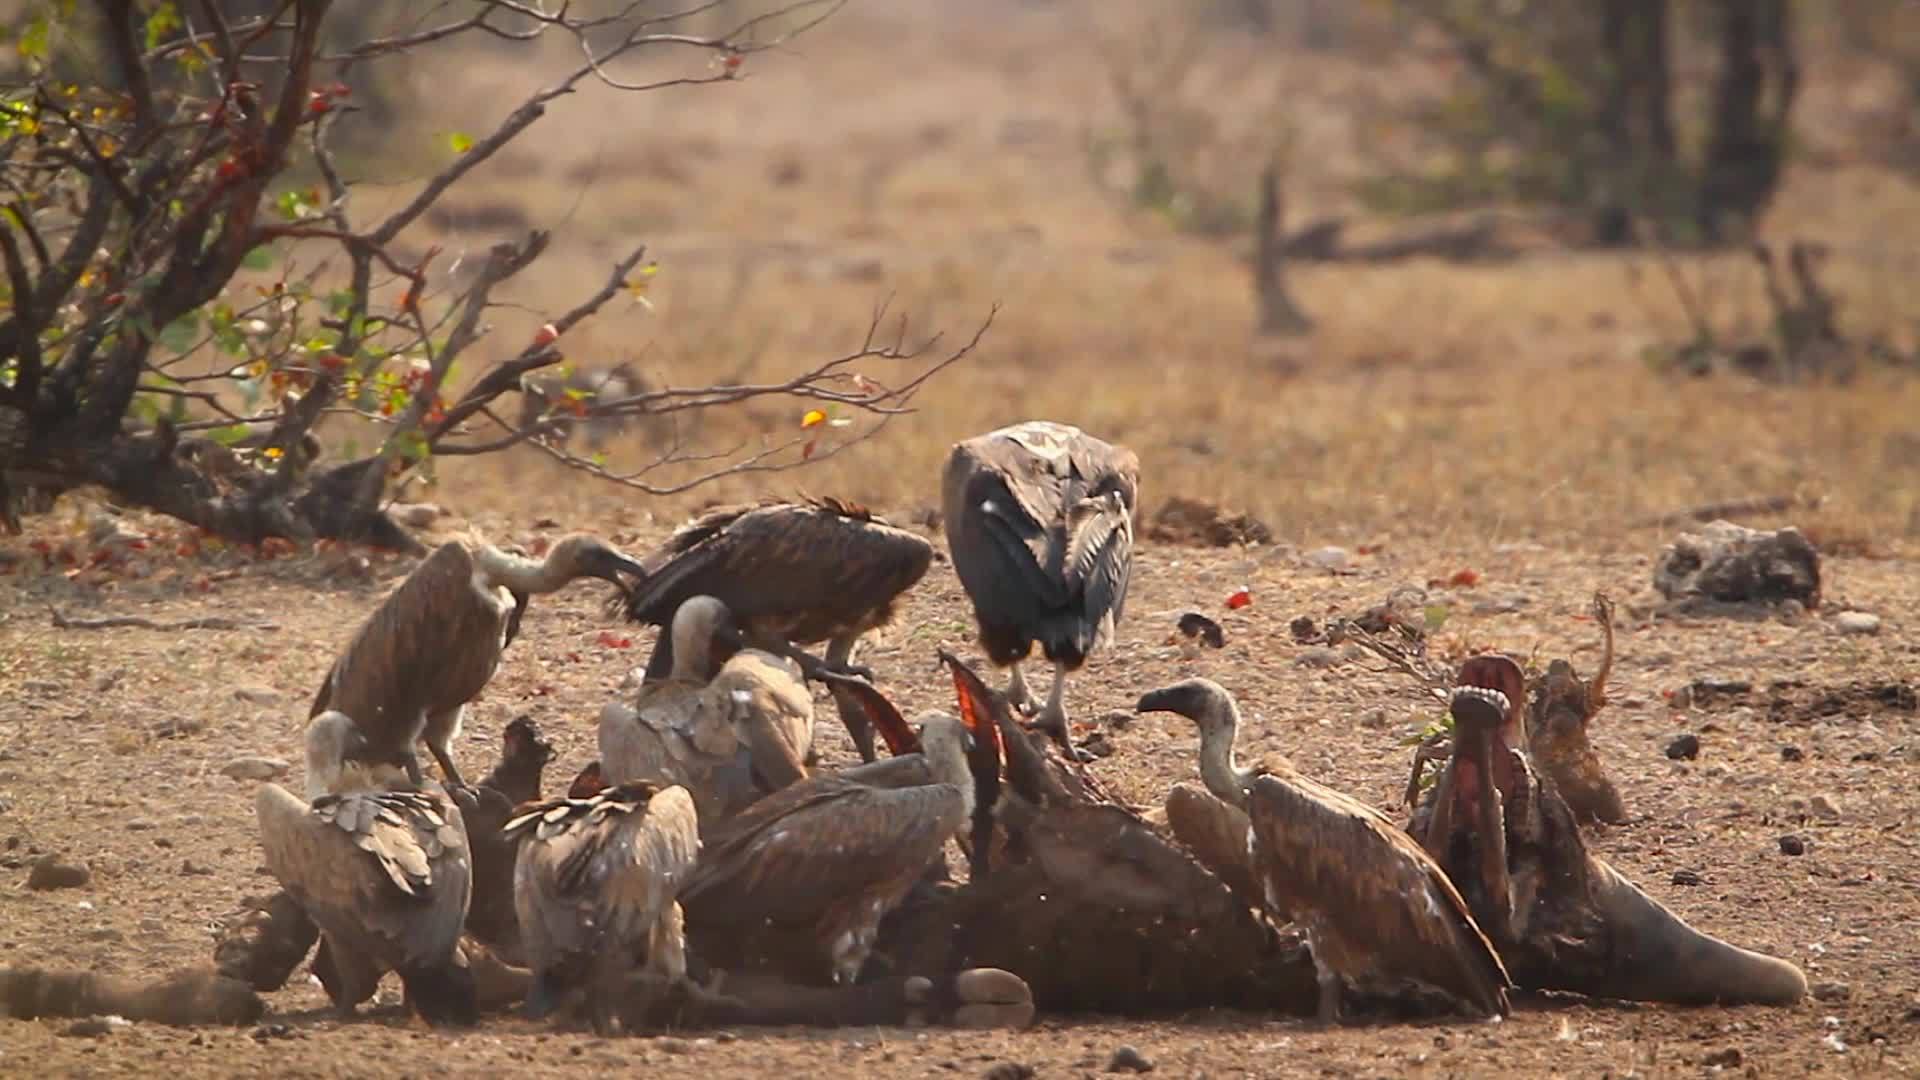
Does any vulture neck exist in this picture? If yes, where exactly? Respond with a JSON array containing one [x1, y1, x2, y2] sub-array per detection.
[[1194, 701, 1256, 811], [473, 543, 575, 595], [923, 734, 977, 821], [668, 606, 721, 683]]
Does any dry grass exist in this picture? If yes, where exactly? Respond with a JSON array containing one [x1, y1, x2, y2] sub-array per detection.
[[264, 0, 1919, 555]]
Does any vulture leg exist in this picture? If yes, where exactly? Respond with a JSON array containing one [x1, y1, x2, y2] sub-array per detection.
[[1003, 662, 1035, 717], [826, 635, 878, 764], [422, 706, 474, 800], [1029, 662, 1090, 762], [1312, 951, 1343, 1027], [751, 633, 874, 692], [589, 947, 631, 1036]]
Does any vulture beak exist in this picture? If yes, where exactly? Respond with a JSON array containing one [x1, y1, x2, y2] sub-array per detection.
[[589, 545, 650, 588], [938, 648, 1005, 881]]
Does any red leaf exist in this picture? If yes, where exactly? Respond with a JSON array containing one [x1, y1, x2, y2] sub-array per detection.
[[596, 631, 633, 650], [1447, 568, 1481, 588], [1225, 586, 1252, 610], [801, 437, 818, 461]]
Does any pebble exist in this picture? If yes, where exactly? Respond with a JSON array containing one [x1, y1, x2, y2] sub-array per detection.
[[221, 756, 290, 782], [1671, 869, 1705, 886], [1471, 591, 1529, 615], [1304, 546, 1349, 572], [655, 1038, 693, 1055], [1702, 1047, 1744, 1068], [391, 502, 442, 527], [1778, 834, 1807, 856], [1781, 745, 1805, 762], [1776, 599, 1806, 624], [62, 1019, 113, 1038], [1293, 647, 1341, 670], [1665, 734, 1701, 761], [1812, 981, 1852, 1002], [1359, 708, 1390, 730], [1667, 685, 1694, 710], [1099, 710, 1135, 731], [180, 859, 215, 877], [983, 1065, 1035, 1080], [233, 686, 279, 705], [1107, 1045, 1154, 1073], [1079, 732, 1115, 759], [1810, 794, 1842, 822], [27, 854, 91, 890], [1835, 611, 1881, 635]]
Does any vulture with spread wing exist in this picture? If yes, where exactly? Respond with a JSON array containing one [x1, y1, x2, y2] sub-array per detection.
[[505, 780, 702, 1034], [943, 421, 1138, 755], [616, 497, 934, 762], [311, 532, 645, 793], [1138, 678, 1511, 1024], [254, 712, 476, 1025]]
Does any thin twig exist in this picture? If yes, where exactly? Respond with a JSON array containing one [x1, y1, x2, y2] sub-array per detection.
[[49, 605, 279, 632]]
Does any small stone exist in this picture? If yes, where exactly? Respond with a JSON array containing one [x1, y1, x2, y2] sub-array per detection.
[[27, 854, 91, 890], [233, 686, 279, 705], [1107, 1045, 1154, 1073], [180, 859, 214, 877], [1776, 599, 1806, 624], [1778, 834, 1807, 856], [1665, 733, 1701, 760], [1781, 745, 1805, 762], [220, 756, 290, 782], [153, 716, 206, 739], [1810, 794, 1841, 821], [1668, 686, 1695, 711], [1293, 647, 1340, 670], [1288, 615, 1320, 643], [1702, 1047, 1743, 1068], [1812, 981, 1852, 1002], [1671, 869, 1705, 886], [1305, 546, 1349, 572], [23, 680, 62, 694], [983, 1065, 1035, 1080], [1099, 710, 1135, 731], [1359, 708, 1390, 730], [1471, 591, 1529, 615], [656, 1038, 692, 1055], [1835, 612, 1881, 635]]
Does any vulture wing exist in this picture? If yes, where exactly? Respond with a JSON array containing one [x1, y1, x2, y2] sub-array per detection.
[[1247, 773, 1510, 1016], [680, 783, 965, 928], [255, 784, 472, 971], [509, 785, 701, 966], [624, 501, 933, 629]]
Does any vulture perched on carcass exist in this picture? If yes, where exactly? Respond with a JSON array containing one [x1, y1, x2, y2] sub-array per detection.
[[504, 779, 702, 1034], [311, 531, 645, 793], [254, 712, 477, 1025], [615, 496, 934, 762], [942, 420, 1138, 757], [677, 711, 990, 986], [599, 595, 814, 831], [1137, 678, 1512, 1024]]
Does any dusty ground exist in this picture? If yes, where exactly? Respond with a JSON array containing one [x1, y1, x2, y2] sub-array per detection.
[[6, 0, 1920, 1074], [1, 503, 1916, 1077]]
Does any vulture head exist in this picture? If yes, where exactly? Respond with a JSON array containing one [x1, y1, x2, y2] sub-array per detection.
[[666, 594, 742, 681], [304, 710, 371, 800], [1134, 677, 1236, 738], [548, 533, 649, 590]]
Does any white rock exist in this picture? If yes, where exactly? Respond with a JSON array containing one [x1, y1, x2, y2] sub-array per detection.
[[1304, 546, 1349, 571], [1834, 611, 1881, 635], [220, 756, 290, 782], [391, 503, 442, 527], [1810, 794, 1842, 821]]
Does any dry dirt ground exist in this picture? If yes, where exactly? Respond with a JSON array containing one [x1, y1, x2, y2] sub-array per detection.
[[1, 501, 1916, 1078]]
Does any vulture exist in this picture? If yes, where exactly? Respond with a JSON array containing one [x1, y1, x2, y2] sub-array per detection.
[[504, 780, 701, 1034], [1413, 656, 1808, 1007], [461, 715, 558, 965], [614, 496, 935, 763], [254, 711, 476, 1025], [311, 532, 646, 794], [1136, 678, 1512, 1024], [677, 711, 983, 986], [942, 420, 1139, 756], [599, 595, 815, 831]]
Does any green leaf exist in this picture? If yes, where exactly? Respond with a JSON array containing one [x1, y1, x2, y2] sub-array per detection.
[[590, 451, 608, 467], [1423, 604, 1451, 633], [157, 312, 200, 355], [17, 15, 50, 68], [240, 245, 275, 271], [207, 424, 251, 447], [142, 2, 182, 51], [446, 131, 474, 155]]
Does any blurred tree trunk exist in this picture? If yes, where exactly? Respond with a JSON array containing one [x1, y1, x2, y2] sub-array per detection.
[[1698, 0, 1798, 240], [1253, 163, 1312, 335], [1594, 0, 1676, 244]]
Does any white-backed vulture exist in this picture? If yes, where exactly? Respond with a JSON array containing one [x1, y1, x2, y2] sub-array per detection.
[[504, 780, 701, 1034], [677, 712, 979, 985], [1136, 678, 1512, 1024], [310, 531, 646, 793], [614, 496, 934, 762], [1413, 656, 1808, 1007], [942, 421, 1138, 756], [254, 711, 476, 1025], [599, 596, 814, 831]]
